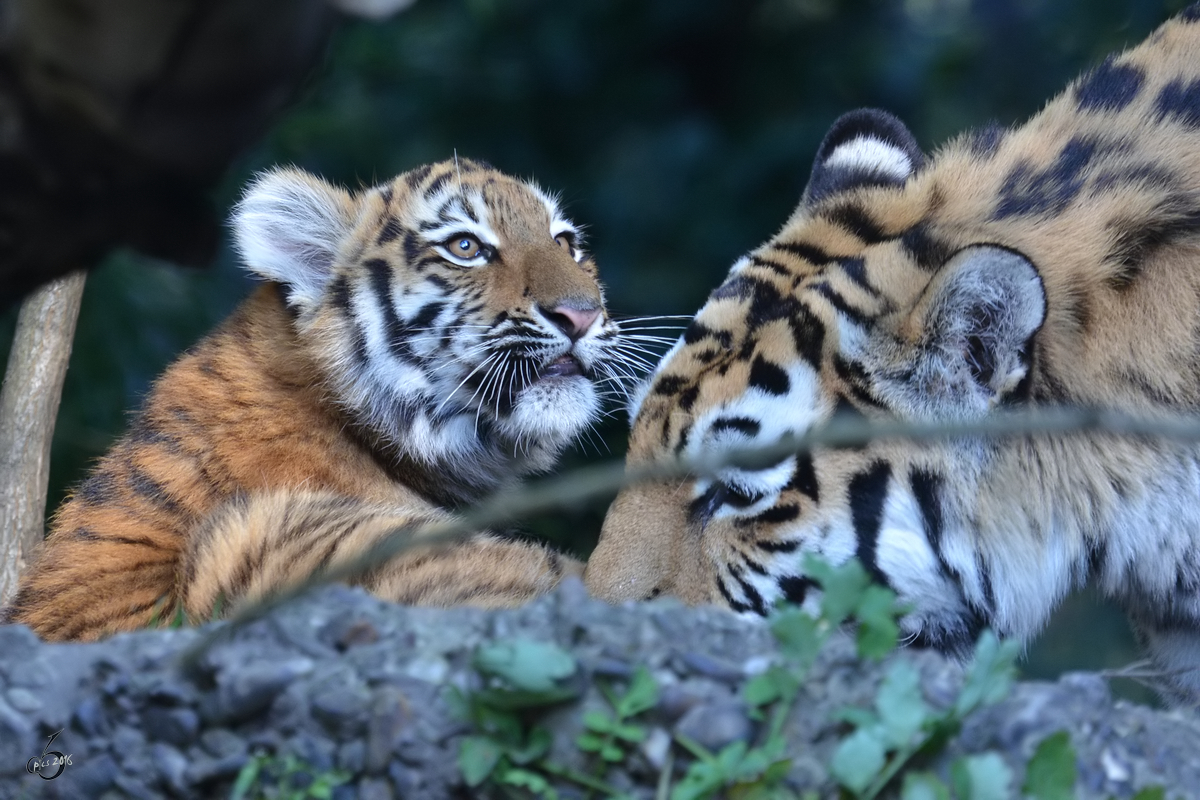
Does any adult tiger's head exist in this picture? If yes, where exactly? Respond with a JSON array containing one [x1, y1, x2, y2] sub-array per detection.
[[233, 158, 629, 499], [589, 109, 1055, 649]]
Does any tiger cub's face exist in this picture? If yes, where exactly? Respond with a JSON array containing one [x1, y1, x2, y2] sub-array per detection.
[[588, 111, 1046, 633], [233, 159, 626, 491]]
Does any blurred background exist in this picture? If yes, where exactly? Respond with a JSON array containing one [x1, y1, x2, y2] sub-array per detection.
[[1, 0, 1189, 702]]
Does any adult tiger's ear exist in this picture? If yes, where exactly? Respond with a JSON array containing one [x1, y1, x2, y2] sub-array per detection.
[[918, 245, 1046, 412], [802, 109, 925, 205], [232, 167, 358, 312]]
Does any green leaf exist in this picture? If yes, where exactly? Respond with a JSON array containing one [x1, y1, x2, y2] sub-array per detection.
[[601, 742, 625, 761], [671, 760, 728, 800], [229, 755, 263, 800], [875, 661, 929, 748], [507, 726, 551, 765], [744, 671, 784, 711], [473, 639, 577, 692], [831, 728, 887, 794], [616, 665, 660, 718], [576, 732, 605, 752], [833, 706, 878, 728], [805, 554, 871, 627], [715, 740, 749, 774], [770, 606, 822, 668], [442, 685, 470, 721], [472, 685, 579, 710], [1131, 788, 1166, 800], [501, 767, 558, 798], [950, 752, 1012, 800], [474, 703, 524, 743], [582, 709, 615, 733], [1022, 731, 1076, 800], [459, 735, 503, 787], [855, 584, 901, 660], [613, 722, 648, 743], [900, 771, 951, 800], [956, 631, 1019, 716]]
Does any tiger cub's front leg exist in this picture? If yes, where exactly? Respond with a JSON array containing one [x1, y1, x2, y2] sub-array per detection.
[[180, 490, 583, 621]]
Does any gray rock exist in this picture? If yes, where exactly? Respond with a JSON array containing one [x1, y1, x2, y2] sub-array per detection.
[[184, 752, 249, 784], [206, 657, 313, 725], [673, 699, 756, 752], [359, 776, 395, 800], [200, 727, 247, 759], [0, 582, 1197, 799], [149, 742, 189, 795], [312, 681, 371, 737], [0, 696, 35, 775], [141, 705, 200, 748], [365, 685, 409, 773], [72, 695, 111, 737], [338, 739, 366, 774], [57, 752, 119, 796]]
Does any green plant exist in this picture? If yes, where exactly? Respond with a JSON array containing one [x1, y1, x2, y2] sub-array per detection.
[[451, 557, 1172, 800], [229, 752, 351, 800]]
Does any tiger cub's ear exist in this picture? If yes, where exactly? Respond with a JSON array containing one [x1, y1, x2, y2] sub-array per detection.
[[232, 168, 359, 312], [802, 109, 925, 205]]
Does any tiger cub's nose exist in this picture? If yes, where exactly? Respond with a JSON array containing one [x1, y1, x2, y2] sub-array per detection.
[[542, 303, 601, 341]]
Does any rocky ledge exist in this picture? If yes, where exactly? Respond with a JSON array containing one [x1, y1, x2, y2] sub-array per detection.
[[0, 579, 1197, 799]]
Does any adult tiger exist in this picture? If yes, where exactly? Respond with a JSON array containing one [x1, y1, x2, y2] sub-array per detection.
[[587, 5, 1200, 704]]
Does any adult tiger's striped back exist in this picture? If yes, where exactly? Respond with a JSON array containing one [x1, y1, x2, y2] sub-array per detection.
[[588, 5, 1200, 704], [5, 158, 634, 640]]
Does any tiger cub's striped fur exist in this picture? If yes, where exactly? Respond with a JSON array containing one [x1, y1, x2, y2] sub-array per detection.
[[6, 158, 629, 641], [588, 6, 1200, 704]]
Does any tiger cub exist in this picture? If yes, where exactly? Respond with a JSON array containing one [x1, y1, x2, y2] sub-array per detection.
[[6, 158, 630, 641], [588, 5, 1200, 703]]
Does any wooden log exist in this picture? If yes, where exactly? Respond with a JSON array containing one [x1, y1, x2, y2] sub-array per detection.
[[0, 271, 86, 606]]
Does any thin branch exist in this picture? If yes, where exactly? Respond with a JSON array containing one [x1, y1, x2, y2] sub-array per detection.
[[0, 271, 87, 606], [179, 405, 1200, 668]]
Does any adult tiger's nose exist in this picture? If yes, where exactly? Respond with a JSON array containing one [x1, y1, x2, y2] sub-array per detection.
[[541, 303, 601, 341]]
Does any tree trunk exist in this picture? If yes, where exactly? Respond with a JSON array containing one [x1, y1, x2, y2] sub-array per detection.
[[0, 271, 85, 606]]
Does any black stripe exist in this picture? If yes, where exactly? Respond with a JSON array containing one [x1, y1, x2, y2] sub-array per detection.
[[424, 171, 451, 198], [1075, 57, 1145, 113], [814, 283, 862, 320], [76, 473, 119, 506], [405, 164, 433, 190], [833, 356, 885, 409], [716, 576, 753, 613], [128, 469, 183, 517], [365, 258, 412, 359], [837, 257, 877, 296], [378, 217, 403, 245], [788, 303, 825, 369], [738, 503, 800, 526], [1154, 77, 1200, 129], [825, 204, 888, 244], [749, 255, 792, 277], [772, 240, 830, 265], [709, 416, 760, 437], [788, 454, 820, 503], [756, 538, 800, 554], [729, 565, 767, 616], [778, 574, 816, 605], [849, 461, 892, 588], [747, 356, 789, 396], [900, 224, 952, 270]]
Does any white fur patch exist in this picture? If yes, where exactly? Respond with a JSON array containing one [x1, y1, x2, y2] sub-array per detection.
[[233, 170, 353, 311], [823, 136, 913, 180]]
